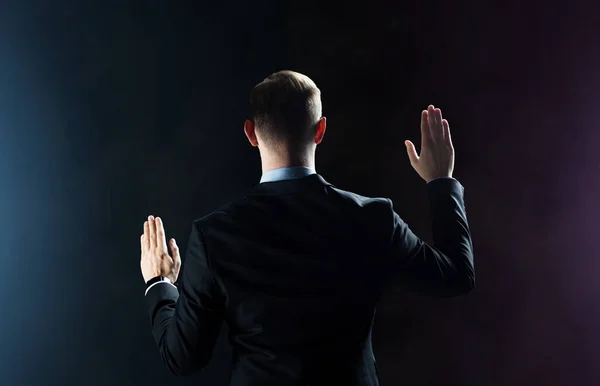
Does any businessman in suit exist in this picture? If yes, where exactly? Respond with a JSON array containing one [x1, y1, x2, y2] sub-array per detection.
[[140, 70, 475, 385]]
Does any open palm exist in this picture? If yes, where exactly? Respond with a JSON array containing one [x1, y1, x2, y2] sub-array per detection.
[[405, 105, 455, 182]]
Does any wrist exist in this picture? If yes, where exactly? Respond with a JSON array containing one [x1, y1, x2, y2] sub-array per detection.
[[146, 275, 172, 286]]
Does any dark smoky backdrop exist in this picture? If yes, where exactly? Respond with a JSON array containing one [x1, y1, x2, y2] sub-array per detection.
[[0, 1, 597, 385]]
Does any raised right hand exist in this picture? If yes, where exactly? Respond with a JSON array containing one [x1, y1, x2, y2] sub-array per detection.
[[405, 105, 455, 182]]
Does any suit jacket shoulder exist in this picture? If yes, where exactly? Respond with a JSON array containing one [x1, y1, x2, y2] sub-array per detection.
[[194, 177, 396, 250], [193, 196, 249, 227]]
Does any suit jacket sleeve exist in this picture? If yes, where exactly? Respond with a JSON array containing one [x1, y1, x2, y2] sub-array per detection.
[[384, 178, 475, 296], [145, 221, 225, 376]]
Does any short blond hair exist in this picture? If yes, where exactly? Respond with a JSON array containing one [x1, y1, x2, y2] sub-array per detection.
[[250, 70, 322, 149]]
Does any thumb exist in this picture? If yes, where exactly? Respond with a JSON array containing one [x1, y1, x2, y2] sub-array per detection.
[[405, 140, 419, 166], [169, 239, 181, 265]]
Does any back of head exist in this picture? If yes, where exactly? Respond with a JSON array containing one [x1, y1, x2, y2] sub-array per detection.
[[250, 71, 322, 152]]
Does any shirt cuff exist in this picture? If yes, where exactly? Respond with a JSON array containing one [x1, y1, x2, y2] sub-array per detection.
[[145, 280, 177, 296]]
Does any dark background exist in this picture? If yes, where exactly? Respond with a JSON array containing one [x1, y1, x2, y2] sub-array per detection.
[[0, 1, 598, 385]]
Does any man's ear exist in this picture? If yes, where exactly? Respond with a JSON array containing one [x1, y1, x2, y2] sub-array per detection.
[[244, 119, 259, 147], [314, 117, 327, 145]]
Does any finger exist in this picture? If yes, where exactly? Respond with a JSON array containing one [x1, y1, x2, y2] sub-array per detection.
[[143, 221, 150, 250], [435, 108, 444, 139], [148, 215, 156, 249], [426, 105, 436, 140], [428, 106, 443, 141], [427, 105, 437, 124], [405, 140, 419, 166], [140, 234, 145, 255], [170, 238, 181, 268], [442, 119, 453, 148], [420, 110, 430, 148], [155, 217, 168, 252]]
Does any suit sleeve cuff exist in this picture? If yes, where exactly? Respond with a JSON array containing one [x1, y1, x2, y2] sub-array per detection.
[[145, 280, 178, 296], [427, 177, 456, 183], [145, 280, 180, 320], [426, 176, 466, 209]]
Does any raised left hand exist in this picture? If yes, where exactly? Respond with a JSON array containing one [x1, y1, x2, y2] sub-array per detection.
[[140, 215, 181, 283]]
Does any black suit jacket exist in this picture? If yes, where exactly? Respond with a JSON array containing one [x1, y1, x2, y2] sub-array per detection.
[[145, 174, 475, 386]]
